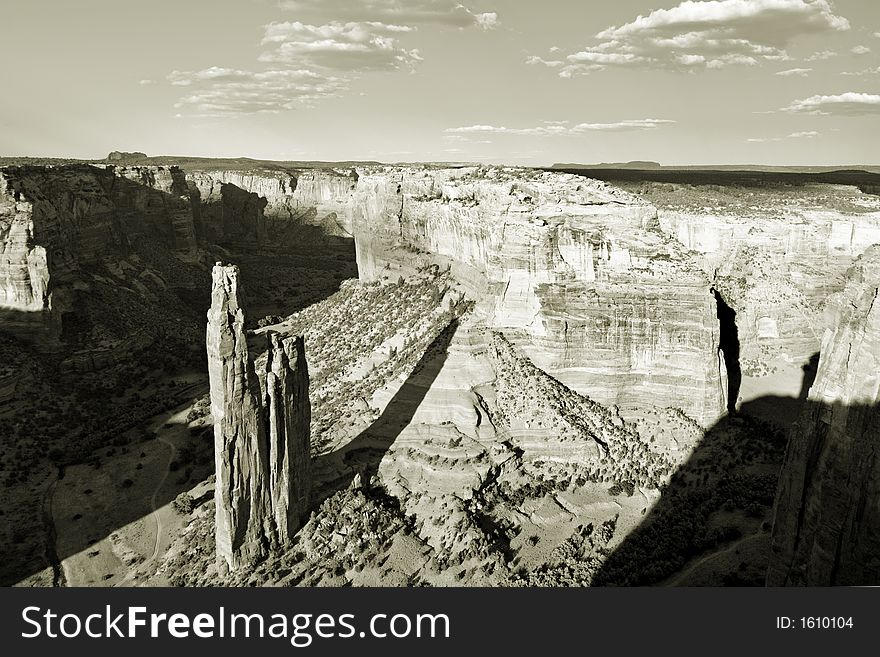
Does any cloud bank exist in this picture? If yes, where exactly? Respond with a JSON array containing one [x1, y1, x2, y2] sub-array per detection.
[[445, 119, 676, 136], [781, 92, 880, 115], [170, 2, 496, 115], [278, 0, 498, 30], [528, 0, 850, 76]]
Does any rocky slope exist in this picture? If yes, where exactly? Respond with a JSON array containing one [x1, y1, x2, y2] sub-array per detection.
[[768, 246, 880, 585], [207, 264, 311, 573]]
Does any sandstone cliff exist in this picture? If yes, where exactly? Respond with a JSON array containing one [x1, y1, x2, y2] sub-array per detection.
[[207, 263, 311, 572], [768, 246, 880, 585], [345, 167, 725, 426], [0, 163, 354, 356], [186, 169, 355, 248], [0, 165, 200, 347], [656, 191, 880, 377], [264, 332, 311, 541]]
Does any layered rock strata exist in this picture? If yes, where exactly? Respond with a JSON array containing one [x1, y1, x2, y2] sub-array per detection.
[[657, 194, 880, 373], [207, 264, 311, 573], [768, 247, 880, 585], [0, 164, 355, 347], [186, 169, 355, 248], [345, 167, 725, 426]]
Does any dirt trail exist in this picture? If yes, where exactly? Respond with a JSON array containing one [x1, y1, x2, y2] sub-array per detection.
[[665, 533, 762, 586], [41, 467, 66, 587], [149, 434, 177, 563]]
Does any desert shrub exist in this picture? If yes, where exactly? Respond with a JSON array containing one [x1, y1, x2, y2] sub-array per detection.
[[172, 492, 195, 515]]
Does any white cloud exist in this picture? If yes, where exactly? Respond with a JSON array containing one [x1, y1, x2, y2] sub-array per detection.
[[167, 68, 346, 116], [526, 55, 564, 68], [841, 65, 880, 76], [259, 21, 421, 71], [138, 79, 156, 85], [805, 49, 837, 60], [775, 67, 812, 76], [747, 130, 820, 142], [445, 119, 675, 136], [278, 1, 499, 29], [169, 20, 423, 115], [781, 92, 880, 115], [850, 45, 871, 55], [531, 0, 849, 76], [167, 1, 498, 116]]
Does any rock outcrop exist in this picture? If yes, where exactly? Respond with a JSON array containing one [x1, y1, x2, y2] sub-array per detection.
[[768, 246, 880, 585], [264, 332, 311, 541], [207, 263, 311, 573], [107, 151, 147, 163]]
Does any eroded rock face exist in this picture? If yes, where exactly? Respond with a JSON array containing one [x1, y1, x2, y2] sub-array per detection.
[[186, 169, 356, 247], [658, 198, 880, 375], [346, 167, 725, 426], [265, 332, 311, 540], [768, 246, 880, 585], [0, 165, 199, 345], [207, 264, 274, 571], [207, 264, 311, 572], [0, 163, 354, 351]]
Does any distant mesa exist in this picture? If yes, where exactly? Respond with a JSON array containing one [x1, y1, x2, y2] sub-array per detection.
[[106, 150, 147, 163], [553, 161, 662, 170]]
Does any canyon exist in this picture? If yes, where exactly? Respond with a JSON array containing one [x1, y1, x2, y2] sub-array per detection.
[[2, 160, 879, 586]]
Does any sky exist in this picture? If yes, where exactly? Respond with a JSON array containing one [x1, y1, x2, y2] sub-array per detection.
[[1, 0, 878, 165]]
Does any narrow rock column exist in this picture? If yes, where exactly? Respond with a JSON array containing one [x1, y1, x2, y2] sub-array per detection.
[[264, 332, 312, 540], [206, 263, 273, 573]]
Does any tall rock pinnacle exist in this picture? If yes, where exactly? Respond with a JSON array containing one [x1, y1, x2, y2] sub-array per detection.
[[265, 332, 312, 540], [206, 263, 311, 574]]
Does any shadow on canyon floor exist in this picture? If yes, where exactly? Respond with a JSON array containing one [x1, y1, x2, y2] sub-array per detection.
[[592, 352, 833, 587], [593, 398, 791, 586], [311, 319, 458, 502]]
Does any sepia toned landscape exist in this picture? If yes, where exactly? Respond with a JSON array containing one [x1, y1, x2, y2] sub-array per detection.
[[2, 0, 879, 588]]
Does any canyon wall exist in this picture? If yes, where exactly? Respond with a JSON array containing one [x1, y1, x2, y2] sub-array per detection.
[[0, 165, 199, 345], [658, 202, 880, 374], [186, 169, 356, 248], [0, 164, 357, 351], [207, 263, 311, 573], [768, 246, 880, 585], [345, 167, 725, 426]]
